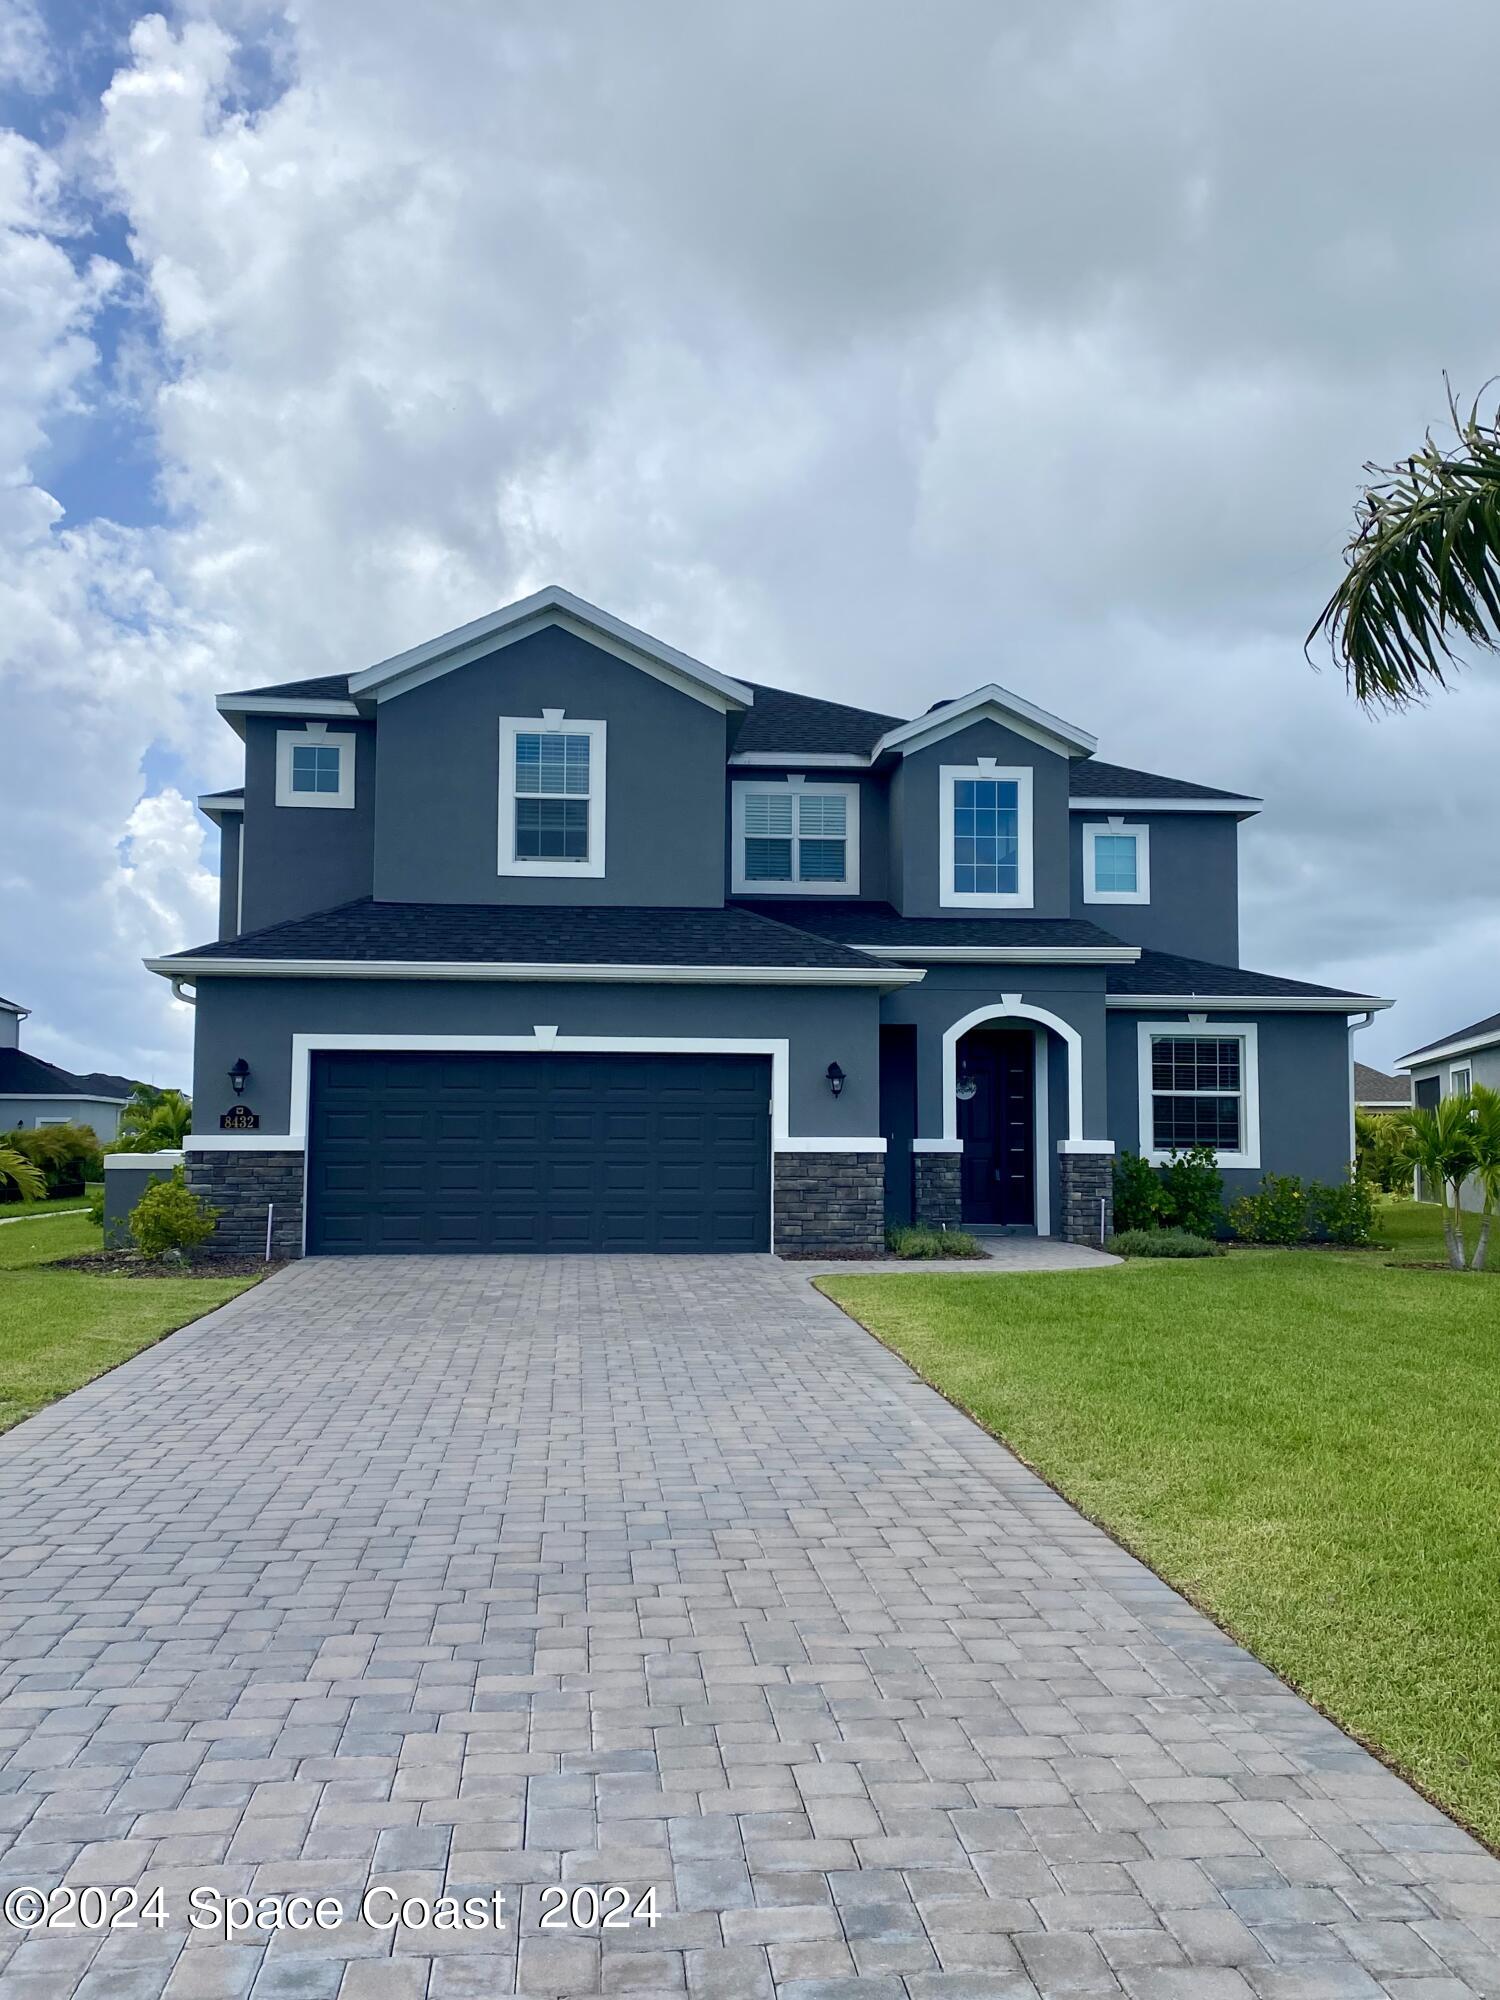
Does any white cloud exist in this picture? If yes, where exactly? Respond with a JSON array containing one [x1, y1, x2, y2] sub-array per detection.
[[0, 0, 52, 94], [2, 0, 1498, 1082]]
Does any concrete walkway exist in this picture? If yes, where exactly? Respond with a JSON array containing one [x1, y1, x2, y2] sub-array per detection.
[[0, 1254, 1496, 2000]]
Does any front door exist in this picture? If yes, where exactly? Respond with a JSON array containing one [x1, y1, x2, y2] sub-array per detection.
[[958, 1029, 1035, 1227]]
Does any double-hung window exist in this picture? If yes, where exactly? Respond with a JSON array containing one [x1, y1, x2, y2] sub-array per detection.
[[1450, 1063, 1473, 1097], [732, 781, 859, 894], [1083, 818, 1150, 904], [1138, 1023, 1260, 1169], [275, 727, 356, 809], [498, 716, 606, 877], [939, 761, 1033, 907]]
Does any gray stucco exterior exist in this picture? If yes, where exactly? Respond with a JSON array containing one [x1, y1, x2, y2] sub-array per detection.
[[170, 590, 1376, 1257], [1406, 1036, 1500, 1212], [0, 1095, 127, 1141]]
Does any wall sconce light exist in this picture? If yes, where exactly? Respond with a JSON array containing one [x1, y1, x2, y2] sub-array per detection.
[[228, 1057, 251, 1096], [825, 1061, 846, 1098]]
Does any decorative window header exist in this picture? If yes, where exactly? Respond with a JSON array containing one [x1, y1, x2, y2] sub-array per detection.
[[275, 726, 356, 810]]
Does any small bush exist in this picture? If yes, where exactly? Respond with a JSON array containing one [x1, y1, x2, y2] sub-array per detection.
[[1113, 1150, 1168, 1232], [1107, 1228, 1223, 1258], [128, 1168, 218, 1260], [886, 1224, 985, 1259], [1309, 1177, 1376, 1245], [1355, 1110, 1413, 1195], [1160, 1145, 1226, 1238], [1, 1122, 104, 1198], [86, 1185, 105, 1228], [1229, 1173, 1308, 1245]]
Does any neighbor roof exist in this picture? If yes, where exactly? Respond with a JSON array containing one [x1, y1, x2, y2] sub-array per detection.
[[0, 1048, 134, 1102], [0, 995, 28, 1016], [148, 898, 911, 979], [1354, 1061, 1411, 1105], [1399, 1009, 1500, 1066]]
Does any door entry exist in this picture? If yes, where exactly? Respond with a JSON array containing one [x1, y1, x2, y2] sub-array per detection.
[[957, 1029, 1036, 1227]]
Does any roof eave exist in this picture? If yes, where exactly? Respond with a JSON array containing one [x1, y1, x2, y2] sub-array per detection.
[[850, 944, 1141, 965], [144, 956, 923, 991], [1067, 795, 1262, 816], [1397, 1028, 1500, 1069], [1109, 993, 1392, 1013]]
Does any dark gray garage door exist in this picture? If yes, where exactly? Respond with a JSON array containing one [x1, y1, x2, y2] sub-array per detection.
[[306, 1050, 772, 1255]]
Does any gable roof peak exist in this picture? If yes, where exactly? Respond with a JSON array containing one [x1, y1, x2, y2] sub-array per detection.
[[874, 681, 1097, 760]]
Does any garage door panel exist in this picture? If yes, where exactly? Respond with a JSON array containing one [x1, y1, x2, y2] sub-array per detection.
[[307, 1050, 771, 1255]]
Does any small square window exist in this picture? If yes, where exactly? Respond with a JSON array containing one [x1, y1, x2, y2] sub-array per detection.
[[291, 743, 342, 794], [1084, 820, 1150, 903], [277, 730, 356, 808]]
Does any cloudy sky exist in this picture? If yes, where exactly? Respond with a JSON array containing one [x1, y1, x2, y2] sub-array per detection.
[[3, 0, 1498, 1081]]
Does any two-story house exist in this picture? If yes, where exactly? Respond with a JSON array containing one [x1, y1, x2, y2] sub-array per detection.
[[149, 587, 1389, 1258]]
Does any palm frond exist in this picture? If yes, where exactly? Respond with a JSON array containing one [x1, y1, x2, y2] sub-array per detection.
[[1310, 384, 1500, 706]]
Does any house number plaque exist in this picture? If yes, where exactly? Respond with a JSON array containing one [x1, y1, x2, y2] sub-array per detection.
[[219, 1104, 261, 1131]]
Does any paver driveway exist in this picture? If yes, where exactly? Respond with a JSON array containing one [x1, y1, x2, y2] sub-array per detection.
[[1, 1255, 1498, 2000]]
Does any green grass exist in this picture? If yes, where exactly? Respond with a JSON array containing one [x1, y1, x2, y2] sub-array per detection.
[[0, 1214, 258, 1433], [0, 1191, 97, 1216], [822, 1210, 1500, 1845], [1377, 1195, 1486, 1263]]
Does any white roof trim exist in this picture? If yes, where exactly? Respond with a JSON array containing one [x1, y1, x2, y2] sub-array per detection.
[[215, 697, 361, 720], [873, 685, 1096, 761], [346, 586, 754, 713], [728, 751, 870, 768], [1397, 1027, 1500, 1069], [1069, 795, 1261, 814], [145, 956, 922, 990], [849, 944, 1141, 965], [197, 792, 244, 815], [1108, 993, 1391, 1014]]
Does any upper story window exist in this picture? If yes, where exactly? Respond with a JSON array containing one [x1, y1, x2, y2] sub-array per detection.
[[1137, 1023, 1261, 1170], [498, 714, 606, 878], [731, 780, 860, 895], [275, 727, 356, 809], [939, 760, 1033, 908], [1083, 817, 1150, 904]]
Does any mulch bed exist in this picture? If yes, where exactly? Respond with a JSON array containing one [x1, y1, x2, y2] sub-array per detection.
[[47, 1251, 288, 1280]]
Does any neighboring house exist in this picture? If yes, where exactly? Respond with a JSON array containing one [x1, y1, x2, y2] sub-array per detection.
[[1354, 1061, 1412, 1114], [0, 995, 138, 1142], [1397, 1010, 1500, 1211], [154, 585, 1390, 1259]]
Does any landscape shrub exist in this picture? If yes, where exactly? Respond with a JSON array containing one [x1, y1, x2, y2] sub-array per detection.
[[1159, 1145, 1226, 1238], [1355, 1110, 1414, 1195], [128, 1168, 218, 1259], [1308, 1176, 1376, 1245], [886, 1224, 984, 1259], [0, 1123, 103, 1199], [1113, 1150, 1168, 1231], [1229, 1173, 1308, 1245], [1106, 1228, 1223, 1258]]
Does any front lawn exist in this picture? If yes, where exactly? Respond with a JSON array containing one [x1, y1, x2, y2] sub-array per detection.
[[822, 1230, 1500, 1845], [0, 1213, 259, 1434]]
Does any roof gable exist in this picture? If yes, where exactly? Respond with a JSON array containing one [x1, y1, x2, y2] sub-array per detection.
[[874, 685, 1095, 761], [346, 586, 754, 714]]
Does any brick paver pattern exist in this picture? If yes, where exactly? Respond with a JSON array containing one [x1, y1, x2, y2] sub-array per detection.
[[1, 1253, 1498, 2000]]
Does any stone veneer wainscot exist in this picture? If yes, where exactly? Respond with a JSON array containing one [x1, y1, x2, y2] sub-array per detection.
[[187, 1150, 306, 1259], [773, 1153, 884, 1257]]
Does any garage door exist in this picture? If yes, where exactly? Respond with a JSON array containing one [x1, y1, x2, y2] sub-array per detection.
[[305, 1050, 772, 1255]]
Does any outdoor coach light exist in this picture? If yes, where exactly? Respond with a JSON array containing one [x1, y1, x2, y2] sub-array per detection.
[[825, 1061, 846, 1098], [229, 1057, 251, 1095]]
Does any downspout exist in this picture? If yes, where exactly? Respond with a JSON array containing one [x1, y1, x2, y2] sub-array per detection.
[[1348, 1009, 1375, 1170], [170, 978, 197, 1007]]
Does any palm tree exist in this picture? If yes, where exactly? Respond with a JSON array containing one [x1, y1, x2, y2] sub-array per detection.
[[115, 1086, 192, 1152], [1310, 388, 1500, 705], [0, 1147, 46, 1204], [1397, 1095, 1480, 1270], [1463, 1084, 1500, 1273]]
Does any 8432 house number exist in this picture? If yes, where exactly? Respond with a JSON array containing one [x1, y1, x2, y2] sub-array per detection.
[[539, 1885, 658, 1929]]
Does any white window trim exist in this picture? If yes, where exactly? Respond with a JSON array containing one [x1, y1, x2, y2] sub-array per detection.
[[497, 715, 606, 879], [1083, 817, 1150, 905], [730, 778, 860, 896], [1450, 1063, 1473, 1096], [939, 761, 1034, 909], [275, 726, 356, 809], [1137, 1021, 1261, 1170]]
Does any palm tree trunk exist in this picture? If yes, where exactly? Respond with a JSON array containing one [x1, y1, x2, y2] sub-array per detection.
[[1474, 1200, 1493, 1273], [1445, 1179, 1467, 1269]]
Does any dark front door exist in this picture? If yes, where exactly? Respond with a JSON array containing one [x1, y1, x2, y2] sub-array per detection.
[[306, 1050, 772, 1255], [958, 1029, 1035, 1227]]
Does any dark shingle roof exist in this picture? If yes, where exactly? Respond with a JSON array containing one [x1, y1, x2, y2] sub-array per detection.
[[0, 995, 27, 1014], [1068, 760, 1254, 802], [1354, 1061, 1411, 1104], [0, 1049, 134, 1101], [1401, 1010, 1500, 1062], [163, 899, 893, 973], [220, 673, 353, 701], [1107, 949, 1374, 1002], [737, 901, 1128, 951], [732, 683, 899, 758]]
